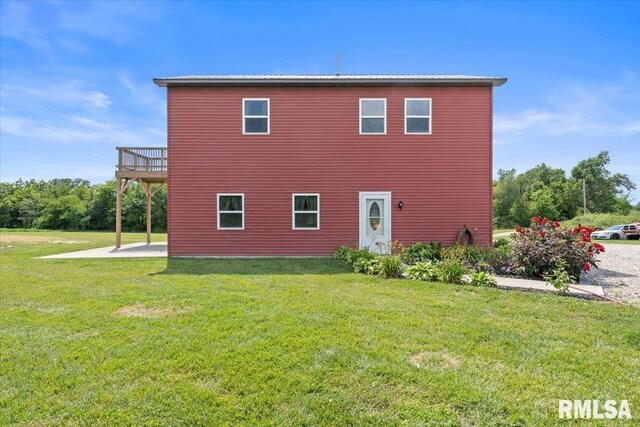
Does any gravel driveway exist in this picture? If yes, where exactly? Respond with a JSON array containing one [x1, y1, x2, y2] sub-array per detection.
[[581, 243, 640, 306]]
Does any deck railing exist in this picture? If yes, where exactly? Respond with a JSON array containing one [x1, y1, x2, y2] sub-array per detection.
[[117, 147, 167, 172]]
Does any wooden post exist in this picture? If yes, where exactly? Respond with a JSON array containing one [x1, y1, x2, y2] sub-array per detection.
[[582, 178, 587, 214], [146, 182, 152, 244], [116, 178, 122, 248]]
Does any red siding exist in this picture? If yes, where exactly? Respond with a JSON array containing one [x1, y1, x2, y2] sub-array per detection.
[[167, 86, 494, 256]]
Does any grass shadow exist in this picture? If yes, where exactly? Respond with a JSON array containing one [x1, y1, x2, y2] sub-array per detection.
[[153, 257, 352, 276]]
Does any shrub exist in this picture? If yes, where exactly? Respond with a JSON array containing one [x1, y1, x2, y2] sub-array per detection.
[[443, 243, 496, 267], [510, 217, 603, 280], [356, 257, 382, 275], [467, 271, 498, 287], [438, 259, 469, 284], [462, 245, 495, 265], [493, 237, 510, 249], [402, 242, 443, 264], [404, 261, 440, 281], [443, 244, 466, 262], [379, 255, 404, 278], [334, 246, 354, 261], [484, 244, 512, 275], [543, 260, 574, 295], [349, 249, 377, 273], [346, 248, 375, 265]]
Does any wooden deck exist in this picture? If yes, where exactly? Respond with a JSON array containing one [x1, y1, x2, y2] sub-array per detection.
[[116, 147, 167, 180], [115, 147, 167, 247]]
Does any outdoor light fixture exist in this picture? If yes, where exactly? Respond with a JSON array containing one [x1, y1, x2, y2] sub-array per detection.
[[398, 201, 404, 209]]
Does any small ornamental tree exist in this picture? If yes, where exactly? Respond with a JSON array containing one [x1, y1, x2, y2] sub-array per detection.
[[510, 217, 604, 282]]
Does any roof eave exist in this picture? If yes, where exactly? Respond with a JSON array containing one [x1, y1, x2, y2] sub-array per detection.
[[153, 77, 508, 88]]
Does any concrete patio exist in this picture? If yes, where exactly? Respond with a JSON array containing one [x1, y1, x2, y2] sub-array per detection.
[[40, 242, 167, 259]]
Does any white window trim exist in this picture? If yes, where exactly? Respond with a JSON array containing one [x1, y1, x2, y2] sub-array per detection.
[[359, 98, 387, 135], [217, 193, 245, 230], [242, 98, 270, 135], [292, 193, 320, 230], [404, 98, 432, 135]]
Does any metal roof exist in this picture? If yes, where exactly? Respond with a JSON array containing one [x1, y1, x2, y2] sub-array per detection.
[[153, 74, 507, 87]]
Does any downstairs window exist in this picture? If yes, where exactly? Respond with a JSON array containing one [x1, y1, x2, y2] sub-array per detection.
[[292, 194, 319, 230], [218, 194, 244, 230]]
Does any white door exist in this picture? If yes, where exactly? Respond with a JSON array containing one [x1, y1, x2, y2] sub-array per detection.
[[359, 192, 391, 252]]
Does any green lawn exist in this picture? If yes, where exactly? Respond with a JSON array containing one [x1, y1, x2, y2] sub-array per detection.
[[1, 230, 639, 426]]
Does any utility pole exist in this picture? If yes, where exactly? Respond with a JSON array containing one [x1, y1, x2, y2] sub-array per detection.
[[582, 178, 587, 214]]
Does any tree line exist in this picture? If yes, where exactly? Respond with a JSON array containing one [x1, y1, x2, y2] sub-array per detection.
[[493, 151, 636, 227], [0, 150, 635, 231], [0, 179, 167, 232]]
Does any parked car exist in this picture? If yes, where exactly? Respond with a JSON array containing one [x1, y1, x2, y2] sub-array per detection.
[[591, 225, 628, 240], [622, 223, 640, 240]]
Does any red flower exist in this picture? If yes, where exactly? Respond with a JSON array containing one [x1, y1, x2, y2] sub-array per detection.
[[594, 243, 605, 252], [538, 231, 545, 237], [515, 226, 522, 233], [582, 233, 591, 242], [553, 221, 560, 227], [582, 264, 590, 272], [533, 216, 540, 223], [541, 218, 548, 225]]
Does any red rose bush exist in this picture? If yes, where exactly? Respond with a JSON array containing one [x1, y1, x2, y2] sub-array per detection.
[[509, 217, 603, 282]]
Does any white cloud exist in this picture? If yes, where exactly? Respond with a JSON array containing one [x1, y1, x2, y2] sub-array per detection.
[[494, 79, 640, 144], [0, 1, 53, 56], [118, 71, 166, 116], [494, 109, 557, 133], [1, 114, 164, 146], [1, 0, 161, 57], [56, 1, 157, 43], [2, 83, 112, 109], [0, 77, 162, 147]]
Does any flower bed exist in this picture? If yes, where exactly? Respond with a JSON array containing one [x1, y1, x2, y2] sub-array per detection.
[[334, 217, 604, 294], [510, 217, 603, 287], [335, 241, 501, 288]]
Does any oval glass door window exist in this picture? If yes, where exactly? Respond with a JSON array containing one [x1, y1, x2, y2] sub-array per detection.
[[366, 199, 384, 235]]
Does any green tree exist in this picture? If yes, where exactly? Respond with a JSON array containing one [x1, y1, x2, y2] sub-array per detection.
[[18, 192, 45, 228], [37, 195, 87, 230], [612, 195, 633, 215], [517, 163, 566, 193], [571, 150, 636, 213], [0, 183, 21, 228], [86, 181, 117, 230], [122, 183, 146, 231], [553, 180, 581, 219], [493, 169, 521, 227], [151, 186, 168, 232], [528, 188, 560, 220], [509, 198, 531, 227], [0, 178, 167, 232]]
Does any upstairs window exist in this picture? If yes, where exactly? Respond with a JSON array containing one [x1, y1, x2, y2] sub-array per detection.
[[243, 99, 269, 134], [217, 194, 244, 230], [405, 98, 432, 134], [292, 194, 319, 230], [360, 99, 386, 134]]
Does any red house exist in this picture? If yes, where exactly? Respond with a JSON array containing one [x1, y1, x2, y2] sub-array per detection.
[[152, 74, 507, 256]]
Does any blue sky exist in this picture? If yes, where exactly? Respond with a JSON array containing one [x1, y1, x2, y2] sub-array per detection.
[[1, 1, 639, 200]]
